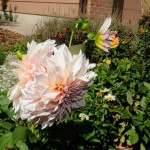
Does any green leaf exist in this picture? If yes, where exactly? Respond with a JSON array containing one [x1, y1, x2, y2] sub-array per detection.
[[0, 122, 15, 130], [140, 142, 146, 150], [139, 85, 148, 93], [126, 128, 139, 145], [140, 97, 147, 109], [0, 132, 14, 150], [120, 135, 125, 143], [118, 122, 126, 134], [84, 131, 95, 141], [16, 141, 29, 150], [134, 101, 140, 107], [12, 126, 27, 143], [91, 138, 100, 143], [126, 91, 133, 105], [87, 33, 96, 40], [144, 82, 150, 90], [142, 134, 149, 144], [0, 95, 11, 106], [126, 63, 131, 70], [27, 130, 38, 143]]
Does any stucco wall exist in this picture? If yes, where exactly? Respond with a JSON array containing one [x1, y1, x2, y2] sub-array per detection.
[[0, 0, 79, 18], [0, 0, 143, 25], [87, 0, 141, 25]]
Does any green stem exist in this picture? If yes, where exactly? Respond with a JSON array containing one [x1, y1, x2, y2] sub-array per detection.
[[69, 31, 74, 47]]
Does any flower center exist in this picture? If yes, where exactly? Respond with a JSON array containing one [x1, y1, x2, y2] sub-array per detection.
[[110, 38, 119, 48], [108, 97, 113, 101], [54, 83, 63, 91]]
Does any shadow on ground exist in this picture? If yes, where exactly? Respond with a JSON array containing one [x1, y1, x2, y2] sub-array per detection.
[[0, 19, 19, 26]]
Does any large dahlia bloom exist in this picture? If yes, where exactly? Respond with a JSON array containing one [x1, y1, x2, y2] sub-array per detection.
[[9, 40, 96, 129], [9, 39, 56, 101], [95, 17, 119, 52]]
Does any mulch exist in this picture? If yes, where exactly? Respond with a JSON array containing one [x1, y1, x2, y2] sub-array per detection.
[[0, 28, 24, 45]]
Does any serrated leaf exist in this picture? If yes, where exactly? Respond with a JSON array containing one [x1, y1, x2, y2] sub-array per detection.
[[126, 128, 139, 145], [0, 132, 14, 150], [126, 139, 132, 146], [16, 141, 29, 150], [126, 91, 133, 105], [12, 126, 27, 143]]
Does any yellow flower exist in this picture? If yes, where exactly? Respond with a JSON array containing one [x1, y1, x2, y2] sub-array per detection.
[[97, 63, 103, 67], [113, 105, 118, 108], [103, 59, 106, 63], [105, 60, 111, 65], [113, 114, 121, 121], [103, 103, 109, 108], [139, 28, 145, 34], [96, 92, 103, 97]]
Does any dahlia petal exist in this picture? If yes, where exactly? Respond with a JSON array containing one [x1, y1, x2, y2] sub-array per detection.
[[100, 17, 111, 34]]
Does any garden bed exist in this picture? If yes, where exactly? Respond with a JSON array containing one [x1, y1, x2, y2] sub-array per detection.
[[0, 16, 150, 150], [0, 28, 24, 45]]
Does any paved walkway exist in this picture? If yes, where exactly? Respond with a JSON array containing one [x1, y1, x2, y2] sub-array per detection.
[[0, 19, 36, 35]]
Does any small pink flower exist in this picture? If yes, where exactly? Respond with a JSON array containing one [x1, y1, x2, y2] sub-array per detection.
[[95, 17, 119, 52]]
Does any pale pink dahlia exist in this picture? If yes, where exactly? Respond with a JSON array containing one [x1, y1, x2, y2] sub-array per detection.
[[9, 41, 96, 129], [9, 39, 56, 101]]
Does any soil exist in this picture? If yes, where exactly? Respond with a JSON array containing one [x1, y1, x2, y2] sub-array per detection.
[[0, 28, 24, 45]]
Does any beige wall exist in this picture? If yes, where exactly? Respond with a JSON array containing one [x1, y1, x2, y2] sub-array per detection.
[[141, 0, 150, 15], [0, 0, 143, 26], [112, 0, 141, 25], [0, 0, 79, 18], [122, 0, 141, 25]]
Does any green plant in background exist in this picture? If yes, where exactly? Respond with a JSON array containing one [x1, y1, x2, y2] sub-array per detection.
[[0, 49, 6, 65], [4, 11, 13, 21], [69, 17, 90, 47], [10, 39, 28, 59]]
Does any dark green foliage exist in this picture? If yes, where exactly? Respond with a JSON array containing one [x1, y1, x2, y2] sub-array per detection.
[[10, 39, 28, 54], [0, 49, 6, 65]]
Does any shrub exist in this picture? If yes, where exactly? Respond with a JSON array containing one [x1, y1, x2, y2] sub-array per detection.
[[33, 18, 75, 42]]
